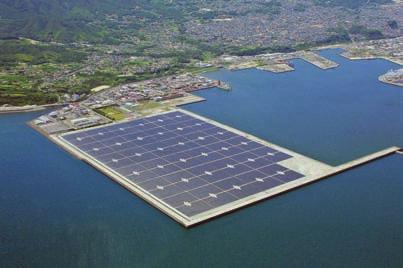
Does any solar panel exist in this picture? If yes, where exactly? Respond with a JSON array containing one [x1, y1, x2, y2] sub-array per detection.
[[61, 110, 305, 225]]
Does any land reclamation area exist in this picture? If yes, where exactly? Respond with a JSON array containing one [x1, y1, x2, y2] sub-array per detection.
[[29, 48, 403, 226]]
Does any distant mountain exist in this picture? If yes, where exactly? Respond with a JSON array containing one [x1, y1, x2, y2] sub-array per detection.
[[0, 0, 395, 43], [0, 0, 149, 42]]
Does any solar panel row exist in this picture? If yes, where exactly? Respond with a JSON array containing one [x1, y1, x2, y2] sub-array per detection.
[[62, 111, 304, 218]]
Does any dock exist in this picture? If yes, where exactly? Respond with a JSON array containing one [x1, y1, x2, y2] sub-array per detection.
[[257, 63, 295, 73], [296, 51, 339, 69], [216, 82, 232, 91], [0, 105, 45, 114], [228, 61, 261, 70], [160, 94, 206, 107]]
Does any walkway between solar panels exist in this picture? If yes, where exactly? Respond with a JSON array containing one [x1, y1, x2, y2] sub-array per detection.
[[50, 108, 401, 227]]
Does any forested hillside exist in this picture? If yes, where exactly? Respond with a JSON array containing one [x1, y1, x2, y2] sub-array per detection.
[[0, 0, 183, 42], [0, 0, 395, 43]]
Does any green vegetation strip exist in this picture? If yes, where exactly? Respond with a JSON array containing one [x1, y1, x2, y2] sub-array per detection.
[[94, 106, 126, 121]]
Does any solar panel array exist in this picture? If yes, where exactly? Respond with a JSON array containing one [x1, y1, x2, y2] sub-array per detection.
[[62, 111, 304, 218]]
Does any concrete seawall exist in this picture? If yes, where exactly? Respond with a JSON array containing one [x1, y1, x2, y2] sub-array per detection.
[[334, 147, 400, 171]]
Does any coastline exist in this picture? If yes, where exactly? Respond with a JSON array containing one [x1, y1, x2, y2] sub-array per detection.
[[378, 76, 403, 87], [339, 53, 403, 66], [3, 40, 401, 114], [0, 103, 64, 115], [0, 105, 45, 114]]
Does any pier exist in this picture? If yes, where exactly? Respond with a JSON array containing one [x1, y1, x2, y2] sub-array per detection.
[[296, 51, 339, 70], [257, 63, 295, 73]]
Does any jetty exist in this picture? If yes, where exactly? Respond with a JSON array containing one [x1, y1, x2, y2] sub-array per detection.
[[257, 63, 295, 73], [296, 51, 339, 69]]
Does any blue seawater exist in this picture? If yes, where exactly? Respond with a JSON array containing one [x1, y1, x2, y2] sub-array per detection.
[[1, 49, 403, 267]]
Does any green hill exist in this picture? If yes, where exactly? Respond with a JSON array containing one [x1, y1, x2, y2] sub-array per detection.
[[0, 0, 177, 42], [1, 0, 393, 43]]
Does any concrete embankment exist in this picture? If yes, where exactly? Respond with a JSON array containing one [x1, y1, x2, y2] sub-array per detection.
[[0, 105, 45, 114], [257, 63, 294, 73], [340, 53, 403, 66], [0, 103, 65, 114], [332, 147, 401, 174], [228, 61, 260, 70], [161, 94, 205, 107], [225, 51, 339, 73], [378, 76, 403, 87], [297, 51, 339, 69]]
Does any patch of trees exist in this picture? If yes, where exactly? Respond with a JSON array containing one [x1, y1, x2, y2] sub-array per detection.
[[349, 25, 385, 39], [0, 40, 87, 67], [326, 26, 352, 43], [387, 20, 398, 29], [0, 91, 58, 106], [293, 3, 307, 12]]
